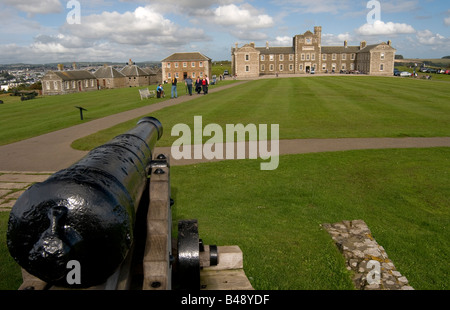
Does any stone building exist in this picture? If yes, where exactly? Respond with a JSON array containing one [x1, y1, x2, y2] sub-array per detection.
[[231, 26, 396, 77], [94, 65, 127, 89], [120, 59, 153, 87], [161, 52, 212, 82], [41, 69, 97, 96]]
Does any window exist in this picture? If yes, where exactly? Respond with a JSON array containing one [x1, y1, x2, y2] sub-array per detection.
[[199, 62, 203, 67], [261, 64, 265, 71], [342, 54, 346, 60], [351, 53, 355, 60], [299, 64, 303, 71], [167, 73, 171, 79], [183, 62, 187, 68], [72, 81, 76, 89], [322, 54, 327, 61], [85, 80, 89, 88], [381, 53, 385, 60], [91, 79, 95, 87], [192, 72, 196, 78], [332, 53, 336, 60], [54, 81, 58, 90], [245, 65, 250, 72], [191, 62, 195, 67], [279, 64, 283, 71], [306, 54, 310, 61], [322, 63, 327, 70], [167, 63, 171, 68], [380, 64, 384, 71], [279, 54, 284, 61], [46, 81, 50, 90], [245, 54, 250, 61], [289, 54, 294, 61], [269, 64, 274, 71], [261, 55, 265, 61], [269, 55, 274, 61], [301, 54, 305, 61], [66, 82, 70, 89], [289, 64, 294, 71], [311, 54, 315, 61], [175, 73, 179, 78], [175, 63, 179, 68]]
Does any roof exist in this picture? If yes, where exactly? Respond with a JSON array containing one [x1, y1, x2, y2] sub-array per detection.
[[357, 42, 395, 53], [321, 46, 361, 54], [256, 46, 295, 55], [51, 70, 96, 81], [120, 64, 150, 77], [161, 52, 211, 62], [94, 66, 126, 79]]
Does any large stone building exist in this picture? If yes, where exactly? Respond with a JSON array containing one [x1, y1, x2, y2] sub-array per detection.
[[231, 26, 396, 78], [161, 52, 212, 82]]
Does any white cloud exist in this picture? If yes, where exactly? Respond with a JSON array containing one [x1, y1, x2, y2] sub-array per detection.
[[275, 0, 353, 14], [213, 4, 274, 29], [416, 30, 448, 46], [356, 20, 415, 35], [445, 10, 450, 26], [2, 0, 62, 15], [271, 36, 292, 46], [322, 32, 353, 46]]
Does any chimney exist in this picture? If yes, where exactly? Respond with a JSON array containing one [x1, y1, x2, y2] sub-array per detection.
[[250, 42, 255, 48], [235, 42, 238, 49], [344, 40, 348, 48], [72, 62, 77, 70], [57, 64, 64, 71], [387, 40, 392, 46], [360, 40, 367, 49], [266, 41, 269, 49]]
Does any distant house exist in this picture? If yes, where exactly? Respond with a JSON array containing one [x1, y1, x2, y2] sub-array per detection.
[[120, 59, 152, 87], [94, 65, 126, 89], [41, 70, 97, 95], [161, 52, 212, 82]]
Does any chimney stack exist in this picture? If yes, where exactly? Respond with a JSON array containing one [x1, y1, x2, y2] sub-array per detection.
[[344, 40, 348, 48], [72, 62, 77, 70], [266, 41, 269, 49], [57, 64, 64, 71], [360, 40, 367, 49]]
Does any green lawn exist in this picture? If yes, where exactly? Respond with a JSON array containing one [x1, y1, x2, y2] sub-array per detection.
[[0, 80, 237, 146], [72, 76, 450, 150], [171, 147, 450, 290], [1, 75, 449, 290]]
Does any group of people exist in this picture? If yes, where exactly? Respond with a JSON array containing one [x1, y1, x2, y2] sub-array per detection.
[[157, 76, 210, 99]]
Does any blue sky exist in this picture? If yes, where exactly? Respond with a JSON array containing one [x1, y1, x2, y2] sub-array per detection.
[[0, 0, 449, 64]]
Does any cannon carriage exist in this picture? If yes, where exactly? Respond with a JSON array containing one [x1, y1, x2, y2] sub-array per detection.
[[7, 116, 252, 290]]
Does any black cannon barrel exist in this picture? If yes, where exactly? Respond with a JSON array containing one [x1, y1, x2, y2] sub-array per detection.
[[7, 116, 163, 287]]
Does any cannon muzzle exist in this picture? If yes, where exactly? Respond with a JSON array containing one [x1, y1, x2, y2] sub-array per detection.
[[7, 117, 163, 287]]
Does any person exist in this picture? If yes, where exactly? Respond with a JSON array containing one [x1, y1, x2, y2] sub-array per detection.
[[185, 76, 193, 96], [156, 84, 164, 98], [195, 77, 202, 94], [171, 76, 178, 99], [201, 76, 208, 95]]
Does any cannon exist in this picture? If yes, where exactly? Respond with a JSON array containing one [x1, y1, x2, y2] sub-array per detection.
[[6, 116, 220, 289]]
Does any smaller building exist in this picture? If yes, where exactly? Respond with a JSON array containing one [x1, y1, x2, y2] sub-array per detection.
[[94, 65, 126, 89], [120, 59, 153, 87], [41, 70, 97, 96], [161, 52, 212, 82]]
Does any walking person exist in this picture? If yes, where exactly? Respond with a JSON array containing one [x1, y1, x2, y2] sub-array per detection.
[[195, 77, 202, 94], [171, 76, 178, 99], [201, 76, 208, 95], [185, 76, 193, 96]]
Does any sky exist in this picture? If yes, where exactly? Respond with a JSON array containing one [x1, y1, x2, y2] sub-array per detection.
[[0, 0, 449, 64]]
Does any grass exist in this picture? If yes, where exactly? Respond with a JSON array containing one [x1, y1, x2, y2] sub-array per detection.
[[72, 76, 450, 150], [2, 148, 448, 290], [169, 147, 450, 289], [0, 80, 238, 146], [1, 75, 449, 290]]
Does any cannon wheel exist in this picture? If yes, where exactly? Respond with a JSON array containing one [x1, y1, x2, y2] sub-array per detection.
[[177, 220, 200, 289]]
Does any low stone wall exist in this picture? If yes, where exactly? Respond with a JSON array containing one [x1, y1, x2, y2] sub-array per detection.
[[322, 220, 414, 290]]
